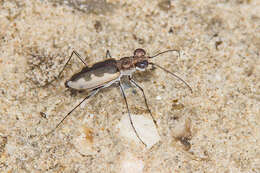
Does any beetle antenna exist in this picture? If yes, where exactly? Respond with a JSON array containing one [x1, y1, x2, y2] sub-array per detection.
[[149, 62, 193, 93], [149, 49, 180, 58]]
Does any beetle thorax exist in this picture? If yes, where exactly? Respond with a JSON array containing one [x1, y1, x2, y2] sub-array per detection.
[[117, 57, 133, 69]]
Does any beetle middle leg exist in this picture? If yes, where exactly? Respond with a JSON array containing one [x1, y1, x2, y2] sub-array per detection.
[[118, 81, 147, 146]]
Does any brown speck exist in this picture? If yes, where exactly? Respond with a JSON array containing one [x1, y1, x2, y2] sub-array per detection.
[[40, 112, 47, 118], [161, 83, 166, 89], [172, 103, 184, 110], [213, 33, 218, 37], [168, 27, 173, 33], [244, 66, 254, 76], [94, 20, 102, 33], [0, 136, 7, 154], [132, 34, 137, 40], [158, 0, 172, 11], [172, 99, 185, 110], [138, 38, 145, 44], [215, 41, 223, 50], [171, 116, 179, 120], [172, 99, 178, 103], [178, 136, 191, 150], [84, 127, 94, 144], [132, 34, 144, 44], [175, 118, 192, 151], [236, 0, 251, 4]]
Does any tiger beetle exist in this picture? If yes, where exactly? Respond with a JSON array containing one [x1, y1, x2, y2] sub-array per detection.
[[47, 48, 192, 146]]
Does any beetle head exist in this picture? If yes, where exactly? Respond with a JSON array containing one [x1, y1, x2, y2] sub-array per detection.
[[133, 48, 149, 71]]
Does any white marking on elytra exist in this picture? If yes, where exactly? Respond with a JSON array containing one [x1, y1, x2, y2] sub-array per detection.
[[67, 72, 120, 90]]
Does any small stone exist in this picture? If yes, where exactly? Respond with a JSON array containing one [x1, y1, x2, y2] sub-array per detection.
[[117, 114, 160, 148]]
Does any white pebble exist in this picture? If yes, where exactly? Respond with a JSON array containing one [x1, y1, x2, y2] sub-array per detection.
[[117, 114, 160, 148]]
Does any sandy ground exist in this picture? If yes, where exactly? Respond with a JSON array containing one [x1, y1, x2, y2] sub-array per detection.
[[0, 0, 259, 172]]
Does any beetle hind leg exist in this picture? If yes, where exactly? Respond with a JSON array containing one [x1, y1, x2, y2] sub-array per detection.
[[46, 88, 100, 136], [128, 77, 158, 128], [58, 50, 88, 78], [118, 82, 147, 146]]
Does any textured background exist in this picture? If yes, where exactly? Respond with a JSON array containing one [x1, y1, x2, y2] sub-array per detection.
[[0, 0, 259, 172]]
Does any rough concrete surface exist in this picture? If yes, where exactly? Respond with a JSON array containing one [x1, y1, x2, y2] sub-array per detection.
[[0, 0, 259, 172]]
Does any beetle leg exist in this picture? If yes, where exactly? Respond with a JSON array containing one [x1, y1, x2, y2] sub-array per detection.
[[58, 50, 88, 78], [118, 82, 147, 146], [128, 77, 158, 128], [106, 50, 112, 59], [46, 88, 100, 136]]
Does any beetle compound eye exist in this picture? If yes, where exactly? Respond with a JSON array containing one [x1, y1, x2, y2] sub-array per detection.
[[136, 60, 148, 69], [134, 48, 146, 57]]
